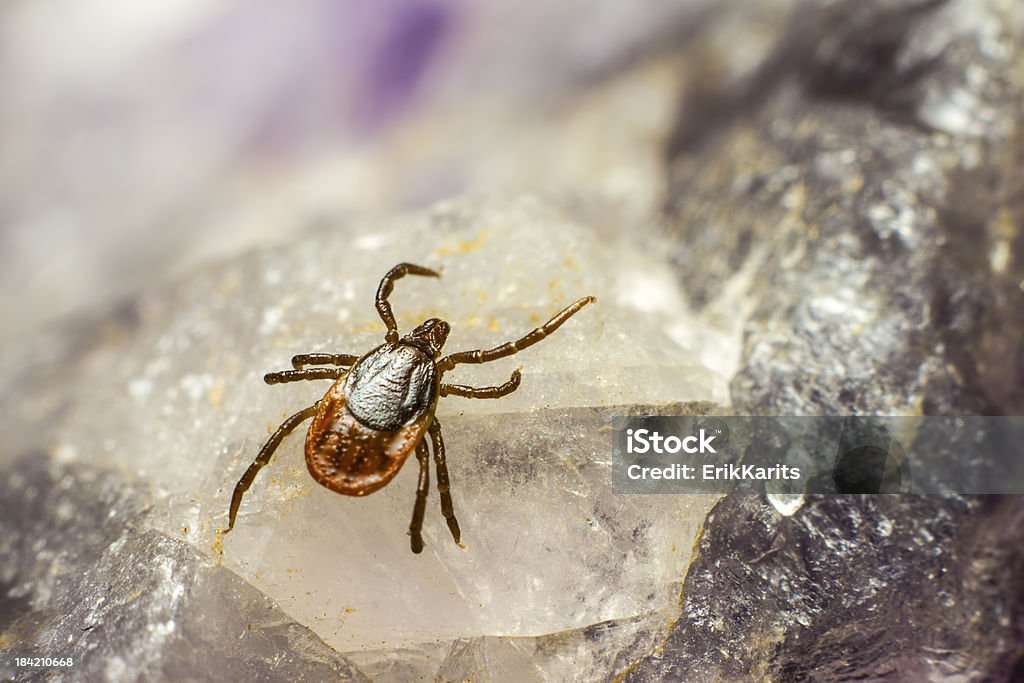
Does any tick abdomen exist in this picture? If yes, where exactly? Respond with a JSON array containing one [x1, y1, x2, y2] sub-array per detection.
[[346, 344, 437, 431], [305, 380, 427, 496]]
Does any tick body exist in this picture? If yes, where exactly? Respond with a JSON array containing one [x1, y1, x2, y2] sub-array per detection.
[[224, 263, 595, 553]]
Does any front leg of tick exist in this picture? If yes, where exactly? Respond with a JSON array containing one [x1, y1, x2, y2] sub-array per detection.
[[438, 296, 594, 372], [376, 263, 441, 345], [409, 439, 431, 554]]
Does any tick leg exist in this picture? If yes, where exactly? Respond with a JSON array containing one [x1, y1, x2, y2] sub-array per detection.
[[376, 263, 441, 344], [226, 404, 318, 533], [429, 419, 461, 544], [439, 296, 595, 372], [440, 369, 521, 399], [264, 367, 345, 385], [291, 353, 359, 370], [409, 439, 431, 554]]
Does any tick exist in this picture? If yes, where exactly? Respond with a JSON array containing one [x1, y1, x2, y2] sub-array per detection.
[[223, 263, 595, 553]]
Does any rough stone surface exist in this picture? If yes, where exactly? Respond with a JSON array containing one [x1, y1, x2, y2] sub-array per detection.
[[647, 0, 1024, 679], [665, 0, 1023, 418], [625, 494, 1024, 682], [1, 199, 730, 679], [0, 455, 366, 683], [46, 202, 726, 650], [3, 0, 1023, 680]]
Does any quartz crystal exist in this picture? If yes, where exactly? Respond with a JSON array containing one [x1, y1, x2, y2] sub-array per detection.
[[2, 199, 731, 673]]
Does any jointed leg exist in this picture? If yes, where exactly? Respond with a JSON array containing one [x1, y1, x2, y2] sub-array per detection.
[[440, 369, 521, 399], [264, 367, 345, 385], [439, 296, 595, 372], [291, 353, 359, 370], [376, 263, 441, 344], [429, 420, 460, 543], [409, 439, 431, 554], [226, 404, 318, 533]]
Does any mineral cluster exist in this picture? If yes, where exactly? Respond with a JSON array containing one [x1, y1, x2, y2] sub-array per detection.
[[2, 0, 1022, 680]]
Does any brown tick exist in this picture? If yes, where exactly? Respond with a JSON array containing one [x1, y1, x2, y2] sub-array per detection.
[[224, 263, 595, 553]]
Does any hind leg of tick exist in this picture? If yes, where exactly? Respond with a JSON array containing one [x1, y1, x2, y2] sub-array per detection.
[[429, 419, 461, 545], [407, 420, 462, 553], [225, 353, 355, 534], [225, 403, 319, 534], [409, 439, 432, 553]]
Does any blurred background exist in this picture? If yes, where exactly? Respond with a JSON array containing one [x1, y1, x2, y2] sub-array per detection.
[[0, 0, 776, 344]]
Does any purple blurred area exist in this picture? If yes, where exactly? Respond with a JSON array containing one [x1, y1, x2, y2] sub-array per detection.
[[0, 0, 711, 341], [359, 1, 452, 128]]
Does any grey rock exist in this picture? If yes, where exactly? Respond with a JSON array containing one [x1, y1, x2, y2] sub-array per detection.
[[650, 0, 1024, 679], [0, 455, 365, 683], [625, 494, 1024, 682], [665, 0, 1023, 417]]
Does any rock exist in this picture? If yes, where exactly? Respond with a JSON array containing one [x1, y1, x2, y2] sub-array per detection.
[[0, 198, 729, 679], [0, 455, 366, 682], [665, 0, 1023, 417], [624, 494, 1024, 682], [648, 0, 1024, 679], [3, 0, 1023, 679]]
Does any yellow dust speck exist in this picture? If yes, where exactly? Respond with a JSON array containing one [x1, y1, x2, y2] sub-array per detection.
[[212, 529, 226, 564], [287, 567, 300, 574], [208, 379, 225, 409], [352, 321, 387, 335], [435, 230, 488, 256], [487, 316, 501, 333], [218, 271, 242, 297], [844, 174, 864, 194]]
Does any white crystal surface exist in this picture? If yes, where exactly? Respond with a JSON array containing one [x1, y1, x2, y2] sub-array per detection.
[[50, 197, 732, 650]]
